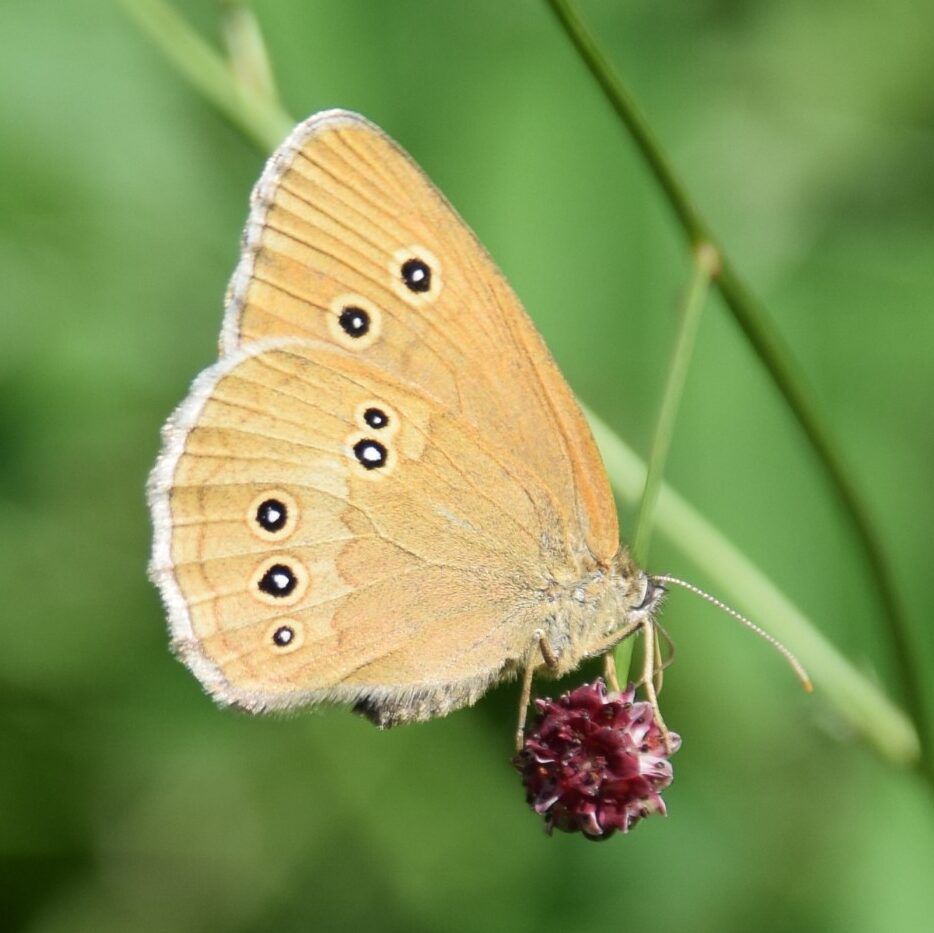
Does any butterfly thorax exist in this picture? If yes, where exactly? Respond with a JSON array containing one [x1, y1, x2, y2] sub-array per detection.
[[534, 549, 659, 678]]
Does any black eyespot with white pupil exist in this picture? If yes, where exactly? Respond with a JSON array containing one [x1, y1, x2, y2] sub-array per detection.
[[363, 407, 389, 430], [400, 258, 431, 293], [272, 625, 294, 647], [256, 498, 287, 532], [258, 563, 297, 597], [339, 306, 370, 337], [353, 439, 387, 470]]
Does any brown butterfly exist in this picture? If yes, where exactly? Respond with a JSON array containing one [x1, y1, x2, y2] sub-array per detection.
[[148, 110, 666, 742]]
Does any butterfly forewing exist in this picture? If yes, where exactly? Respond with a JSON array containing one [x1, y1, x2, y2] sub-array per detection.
[[222, 110, 619, 563]]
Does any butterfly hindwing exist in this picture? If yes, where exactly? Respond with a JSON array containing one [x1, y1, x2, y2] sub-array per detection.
[[149, 340, 571, 722]]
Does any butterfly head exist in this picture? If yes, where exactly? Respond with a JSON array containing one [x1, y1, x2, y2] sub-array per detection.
[[631, 571, 666, 621], [611, 549, 665, 625]]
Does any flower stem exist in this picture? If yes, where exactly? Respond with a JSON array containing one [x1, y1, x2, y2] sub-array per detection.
[[118, 0, 925, 775], [543, 0, 929, 770]]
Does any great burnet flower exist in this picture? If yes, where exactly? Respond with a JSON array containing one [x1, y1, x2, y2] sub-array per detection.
[[513, 679, 680, 839]]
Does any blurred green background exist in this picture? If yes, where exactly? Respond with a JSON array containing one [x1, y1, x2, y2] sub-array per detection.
[[2, 1, 933, 930]]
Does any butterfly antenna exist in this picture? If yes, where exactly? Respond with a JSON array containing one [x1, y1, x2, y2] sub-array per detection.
[[656, 620, 676, 674], [650, 575, 813, 693]]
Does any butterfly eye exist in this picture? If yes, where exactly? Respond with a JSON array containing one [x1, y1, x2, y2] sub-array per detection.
[[258, 563, 298, 597], [363, 407, 389, 430], [339, 305, 370, 337], [256, 498, 287, 532], [400, 258, 431, 293], [353, 439, 388, 470]]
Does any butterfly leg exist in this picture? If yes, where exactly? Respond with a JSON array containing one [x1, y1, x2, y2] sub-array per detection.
[[514, 630, 559, 752], [640, 621, 675, 755], [588, 617, 643, 659], [603, 653, 621, 692], [655, 620, 677, 677], [652, 625, 665, 694], [595, 619, 676, 753]]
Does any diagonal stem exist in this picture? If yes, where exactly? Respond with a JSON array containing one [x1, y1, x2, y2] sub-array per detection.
[[544, 0, 928, 766]]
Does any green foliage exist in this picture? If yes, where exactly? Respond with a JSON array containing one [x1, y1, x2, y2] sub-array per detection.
[[1, 2, 932, 931]]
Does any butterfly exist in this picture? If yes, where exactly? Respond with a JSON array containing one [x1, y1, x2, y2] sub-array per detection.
[[147, 109, 665, 741]]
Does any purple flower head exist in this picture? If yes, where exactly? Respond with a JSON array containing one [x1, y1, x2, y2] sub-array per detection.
[[513, 679, 680, 840]]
